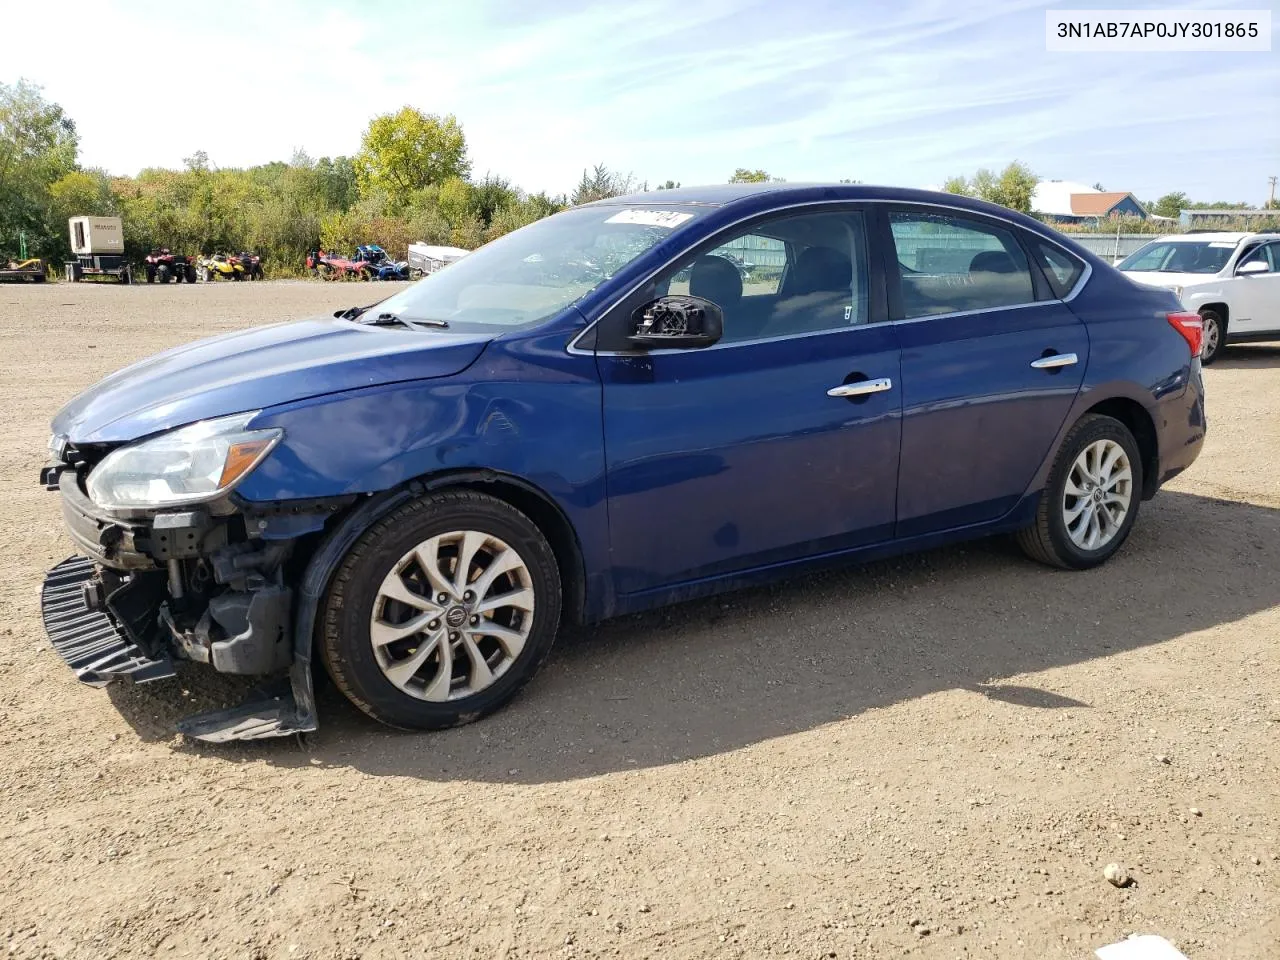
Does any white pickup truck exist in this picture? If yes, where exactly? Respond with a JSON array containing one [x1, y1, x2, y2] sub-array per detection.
[[1117, 231, 1280, 363]]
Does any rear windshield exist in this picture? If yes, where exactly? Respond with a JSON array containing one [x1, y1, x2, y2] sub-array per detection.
[[374, 204, 708, 333]]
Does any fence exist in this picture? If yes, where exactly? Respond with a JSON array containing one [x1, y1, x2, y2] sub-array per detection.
[[1058, 233, 1155, 262]]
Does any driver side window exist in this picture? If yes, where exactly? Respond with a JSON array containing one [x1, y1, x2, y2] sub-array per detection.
[[656, 211, 870, 343], [1239, 243, 1277, 272]]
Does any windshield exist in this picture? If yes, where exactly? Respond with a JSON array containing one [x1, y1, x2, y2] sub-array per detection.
[[1117, 240, 1236, 274], [373, 204, 708, 332]]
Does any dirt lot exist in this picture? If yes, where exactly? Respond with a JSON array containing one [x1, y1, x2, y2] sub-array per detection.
[[1, 281, 1278, 960]]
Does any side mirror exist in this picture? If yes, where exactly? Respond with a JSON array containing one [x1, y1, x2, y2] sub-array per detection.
[[627, 295, 724, 349], [1237, 260, 1269, 276]]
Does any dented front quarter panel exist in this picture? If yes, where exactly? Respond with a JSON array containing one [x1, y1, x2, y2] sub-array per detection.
[[234, 320, 612, 602]]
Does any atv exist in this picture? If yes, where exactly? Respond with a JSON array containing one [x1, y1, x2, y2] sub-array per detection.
[[231, 251, 264, 280], [356, 244, 411, 280], [197, 253, 245, 282], [307, 250, 372, 281], [144, 248, 197, 284]]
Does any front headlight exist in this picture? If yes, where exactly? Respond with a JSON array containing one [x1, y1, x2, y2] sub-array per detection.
[[87, 412, 282, 510]]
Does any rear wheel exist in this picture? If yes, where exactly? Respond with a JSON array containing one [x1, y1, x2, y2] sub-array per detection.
[[185, 264, 198, 283], [157, 264, 171, 283], [1016, 414, 1143, 570], [320, 490, 561, 730], [1199, 308, 1226, 365]]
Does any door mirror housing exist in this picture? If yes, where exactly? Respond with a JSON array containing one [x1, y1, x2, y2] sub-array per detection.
[[1236, 259, 1269, 276], [627, 295, 724, 349]]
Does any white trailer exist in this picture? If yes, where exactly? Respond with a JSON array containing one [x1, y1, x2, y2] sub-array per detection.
[[407, 243, 470, 279], [66, 216, 131, 282]]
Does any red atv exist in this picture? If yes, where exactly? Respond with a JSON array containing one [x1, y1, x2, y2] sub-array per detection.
[[144, 248, 198, 284], [307, 249, 373, 281]]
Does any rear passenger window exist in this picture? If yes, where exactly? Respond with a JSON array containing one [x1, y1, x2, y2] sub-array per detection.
[[1030, 239, 1085, 298], [889, 212, 1035, 319]]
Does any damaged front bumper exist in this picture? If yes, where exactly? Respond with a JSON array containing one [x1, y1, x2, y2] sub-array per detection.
[[39, 464, 350, 742]]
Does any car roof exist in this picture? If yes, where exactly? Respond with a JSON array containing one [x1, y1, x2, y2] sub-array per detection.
[[1154, 232, 1252, 243], [584, 182, 1034, 220]]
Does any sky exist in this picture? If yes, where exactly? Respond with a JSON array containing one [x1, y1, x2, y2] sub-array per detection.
[[2, 0, 1277, 203]]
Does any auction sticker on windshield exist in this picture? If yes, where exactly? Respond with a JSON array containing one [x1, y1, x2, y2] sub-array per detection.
[[604, 209, 694, 228]]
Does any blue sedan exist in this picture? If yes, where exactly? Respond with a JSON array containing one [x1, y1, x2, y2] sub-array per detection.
[[40, 184, 1206, 740]]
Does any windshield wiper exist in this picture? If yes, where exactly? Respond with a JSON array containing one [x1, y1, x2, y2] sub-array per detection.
[[336, 304, 449, 330], [374, 312, 449, 329]]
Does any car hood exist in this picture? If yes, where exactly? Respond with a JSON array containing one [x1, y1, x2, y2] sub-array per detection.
[[1121, 270, 1214, 290], [52, 316, 493, 444]]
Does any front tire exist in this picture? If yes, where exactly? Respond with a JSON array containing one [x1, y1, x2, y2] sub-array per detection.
[[1016, 414, 1143, 570], [1199, 308, 1226, 365], [320, 490, 562, 730]]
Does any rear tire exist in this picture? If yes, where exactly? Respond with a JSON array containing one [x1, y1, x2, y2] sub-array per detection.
[[320, 490, 562, 731], [157, 265, 170, 283], [1016, 414, 1144, 570], [185, 264, 198, 283], [1199, 308, 1226, 365]]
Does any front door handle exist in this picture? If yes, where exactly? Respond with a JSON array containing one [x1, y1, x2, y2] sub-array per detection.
[[827, 377, 893, 398], [1030, 352, 1078, 370]]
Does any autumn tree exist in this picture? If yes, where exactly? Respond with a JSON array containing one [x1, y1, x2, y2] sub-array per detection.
[[354, 108, 469, 210]]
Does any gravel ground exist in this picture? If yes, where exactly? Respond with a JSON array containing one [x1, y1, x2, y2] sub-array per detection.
[[1, 281, 1278, 960]]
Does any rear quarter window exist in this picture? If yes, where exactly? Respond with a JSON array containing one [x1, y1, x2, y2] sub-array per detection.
[[1029, 238, 1085, 299]]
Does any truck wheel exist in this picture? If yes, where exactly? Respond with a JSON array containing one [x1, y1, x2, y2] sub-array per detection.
[[320, 490, 562, 731]]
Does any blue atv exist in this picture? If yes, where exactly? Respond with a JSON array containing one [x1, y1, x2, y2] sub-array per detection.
[[355, 244, 411, 281]]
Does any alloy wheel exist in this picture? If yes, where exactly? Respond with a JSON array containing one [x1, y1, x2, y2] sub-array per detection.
[[1201, 314, 1220, 360], [1062, 439, 1132, 550], [369, 530, 535, 701]]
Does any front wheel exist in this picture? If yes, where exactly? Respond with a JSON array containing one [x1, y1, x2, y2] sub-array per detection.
[[1016, 414, 1143, 570], [1199, 308, 1226, 365], [320, 490, 562, 730]]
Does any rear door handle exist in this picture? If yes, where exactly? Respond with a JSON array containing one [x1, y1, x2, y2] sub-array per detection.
[[1030, 352, 1078, 370], [827, 377, 893, 398]]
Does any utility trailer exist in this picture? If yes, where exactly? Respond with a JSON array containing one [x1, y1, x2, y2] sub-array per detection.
[[407, 243, 470, 279], [66, 217, 131, 283]]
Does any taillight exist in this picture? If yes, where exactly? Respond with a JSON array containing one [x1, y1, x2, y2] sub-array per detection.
[[1167, 311, 1203, 358]]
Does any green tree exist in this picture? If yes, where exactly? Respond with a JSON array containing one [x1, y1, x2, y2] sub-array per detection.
[[354, 108, 469, 210], [942, 162, 1036, 213], [572, 164, 634, 205], [437, 176, 475, 229], [728, 168, 772, 183], [991, 161, 1037, 213], [0, 79, 79, 258], [655, 179, 680, 190], [1150, 191, 1189, 218]]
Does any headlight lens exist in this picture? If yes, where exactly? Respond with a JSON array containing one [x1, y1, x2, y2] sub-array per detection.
[[87, 412, 282, 509]]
